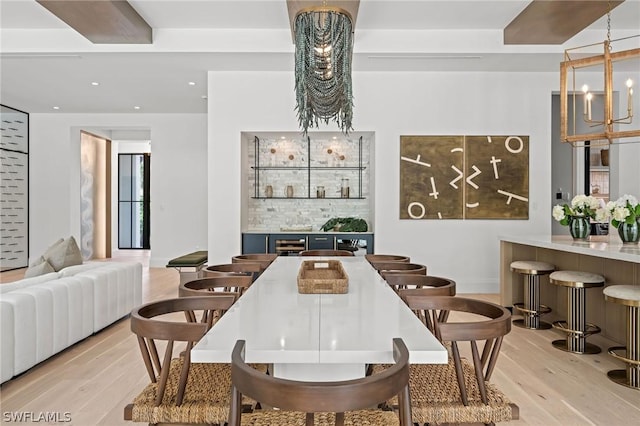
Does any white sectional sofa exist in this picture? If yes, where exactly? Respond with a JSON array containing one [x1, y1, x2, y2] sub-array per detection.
[[0, 261, 142, 383]]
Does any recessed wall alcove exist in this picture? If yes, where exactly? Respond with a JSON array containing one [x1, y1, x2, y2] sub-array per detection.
[[241, 131, 375, 233]]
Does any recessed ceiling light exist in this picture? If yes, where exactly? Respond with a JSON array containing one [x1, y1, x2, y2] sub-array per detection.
[[52, 106, 60, 110], [91, 82, 99, 86], [134, 106, 141, 110], [188, 81, 196, 86]]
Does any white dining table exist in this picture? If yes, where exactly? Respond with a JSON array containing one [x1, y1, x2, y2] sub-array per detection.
[[191, 256, 448, 381]]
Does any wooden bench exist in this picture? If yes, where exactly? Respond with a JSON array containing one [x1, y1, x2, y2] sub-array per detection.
[[166, 251, 208, 284]]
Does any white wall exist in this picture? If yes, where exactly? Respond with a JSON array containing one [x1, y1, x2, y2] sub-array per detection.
[[29, 113, 207, 267], [614, 143, 640, 197], [208, 71, 557, 292]]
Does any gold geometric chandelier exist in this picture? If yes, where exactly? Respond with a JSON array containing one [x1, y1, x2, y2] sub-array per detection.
[[560, 6, 640, 147], [288, 1, 358, 135]]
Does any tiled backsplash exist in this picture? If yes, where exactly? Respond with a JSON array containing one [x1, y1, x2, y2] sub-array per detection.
[[246, 136, 371, 232]]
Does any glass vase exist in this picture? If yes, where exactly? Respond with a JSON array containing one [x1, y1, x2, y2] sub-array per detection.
[[617, 219, 640, 244], [569, 216, 590, 240]]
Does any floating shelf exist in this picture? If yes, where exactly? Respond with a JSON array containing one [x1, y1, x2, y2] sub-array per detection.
[[253, 136, 366, 199]]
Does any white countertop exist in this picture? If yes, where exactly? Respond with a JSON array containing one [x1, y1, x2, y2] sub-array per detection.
[[192, 256, 447, 368], [499, 234, 640, 263]]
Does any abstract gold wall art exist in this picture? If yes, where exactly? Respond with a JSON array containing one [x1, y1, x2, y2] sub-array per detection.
[[400, 135, 529, 220]]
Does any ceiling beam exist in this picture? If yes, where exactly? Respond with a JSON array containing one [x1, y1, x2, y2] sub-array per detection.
[[504, 0, 624, 45], [36, 0, 152, 44], [286, 0, 360, 43]]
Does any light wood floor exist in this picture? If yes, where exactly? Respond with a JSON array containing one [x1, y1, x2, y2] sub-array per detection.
[[1, 256, 639, 425]]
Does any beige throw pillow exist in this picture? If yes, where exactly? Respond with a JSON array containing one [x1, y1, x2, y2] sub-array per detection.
[[24, 256, 56, 278], [42, 238, 64, 260], [45, 236, 83, 271]]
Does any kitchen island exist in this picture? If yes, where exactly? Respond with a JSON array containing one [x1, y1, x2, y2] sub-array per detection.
[[500, 234, 640, 343]]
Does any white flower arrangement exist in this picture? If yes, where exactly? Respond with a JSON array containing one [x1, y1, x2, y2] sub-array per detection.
[[552, 194, 601, 226], [598, 194, 640, 228]]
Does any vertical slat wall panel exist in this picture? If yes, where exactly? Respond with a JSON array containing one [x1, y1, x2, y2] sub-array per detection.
[[0, 105, 29, 271]]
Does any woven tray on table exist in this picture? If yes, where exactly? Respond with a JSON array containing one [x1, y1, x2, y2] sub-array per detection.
[[297, 260, 349, 294]]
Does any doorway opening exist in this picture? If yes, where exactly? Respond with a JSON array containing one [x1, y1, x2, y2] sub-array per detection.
[[80, 131, 112, 259]]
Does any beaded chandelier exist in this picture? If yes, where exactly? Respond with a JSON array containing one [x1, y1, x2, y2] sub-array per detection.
[[293, 6, 354, 134]]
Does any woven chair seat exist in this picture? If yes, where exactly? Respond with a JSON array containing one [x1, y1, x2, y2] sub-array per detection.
[[373, 359, 515, 424], [240, 409, 400, 425], [131, 358, 231, 424], [130, 358, 267, 424]]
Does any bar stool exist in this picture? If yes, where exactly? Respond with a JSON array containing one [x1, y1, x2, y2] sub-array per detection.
[[603, 285, 640, 390], [550, 270, 604, 354], [510, 260, 555, 329]]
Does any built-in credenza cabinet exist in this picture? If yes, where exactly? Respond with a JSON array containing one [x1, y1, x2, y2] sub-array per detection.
[[242, 233, 374, 255]]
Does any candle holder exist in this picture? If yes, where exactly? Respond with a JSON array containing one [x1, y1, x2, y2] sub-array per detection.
[[340, 178, 350, 198], [560, 35, 639, 147]]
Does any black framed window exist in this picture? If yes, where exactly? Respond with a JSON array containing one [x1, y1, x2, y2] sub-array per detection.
[[118, 153, 150, 249]]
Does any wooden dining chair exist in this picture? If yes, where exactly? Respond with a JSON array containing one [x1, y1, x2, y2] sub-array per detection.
[[124, 296, 236, 425], [379, 296, 518, 425], [232, 253, 278, 273], [180, 275, 252, 299], [228, 338, 413, 426], [392, 280, 457, 334], [383, 273, 456, 295], [179, 276, 250, 324], [369, 261, 426, 275], [203, 262, 262, 282], [299, 249, 355, 257], [365, 254, 410, 263]]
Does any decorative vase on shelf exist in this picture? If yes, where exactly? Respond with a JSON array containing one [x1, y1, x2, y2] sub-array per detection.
[[617, 220, 640, 244], [600, 148, 609, 166], [569, 216, 590, 240]]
